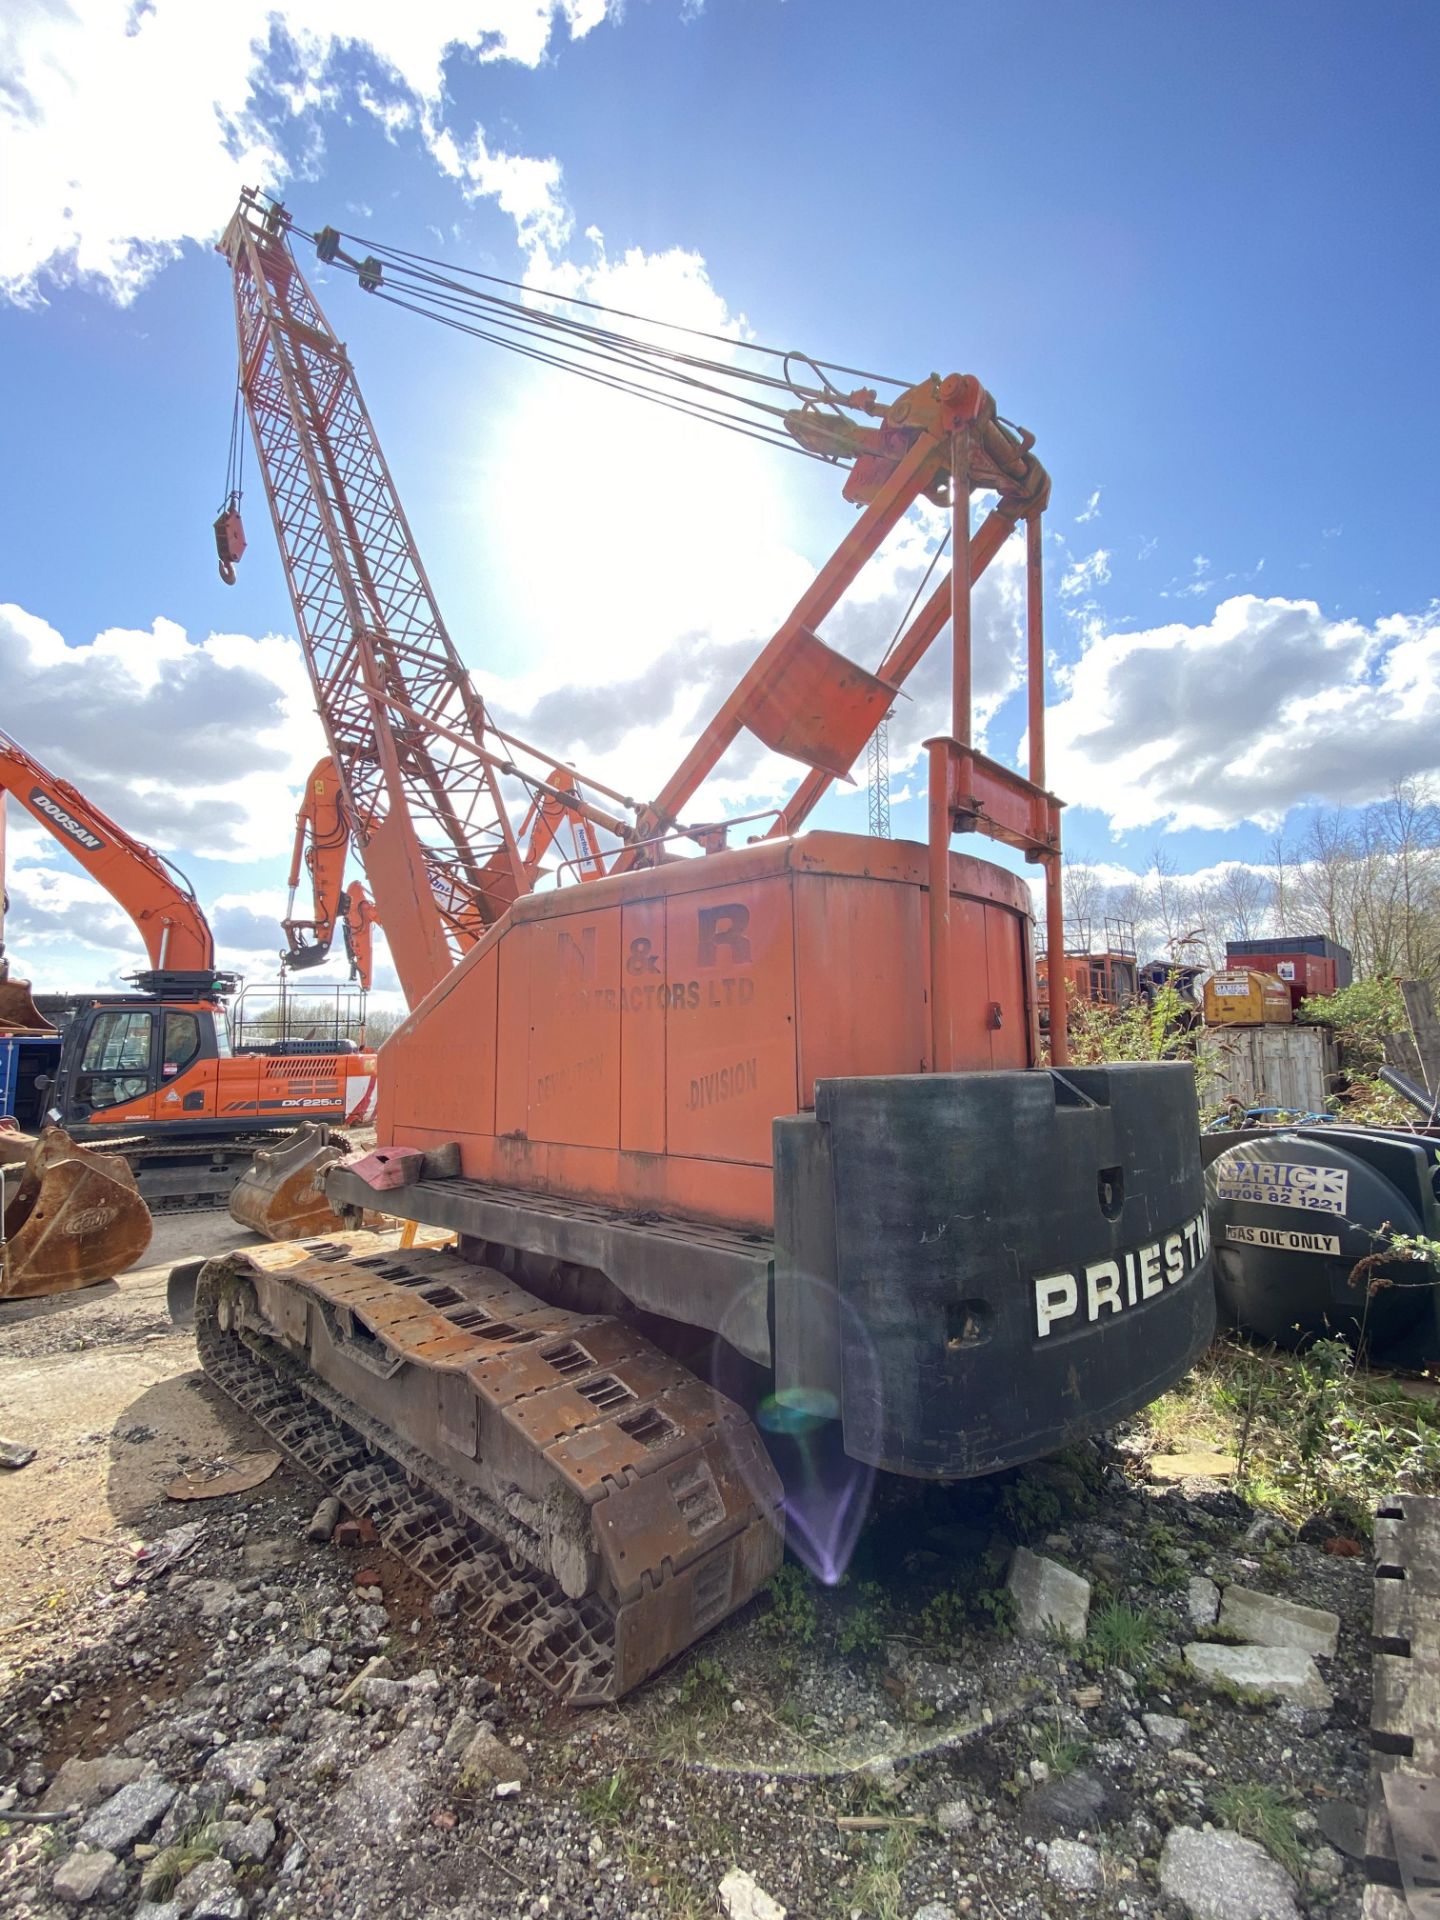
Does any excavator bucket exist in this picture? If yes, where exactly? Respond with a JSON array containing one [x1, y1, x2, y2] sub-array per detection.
[[1, 1124, 153, 1300], [227, 1122, 350, 1241], [0, 975, 56, 1034]]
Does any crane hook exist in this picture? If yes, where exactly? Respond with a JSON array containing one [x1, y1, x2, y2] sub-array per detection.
[[213, 491, 246, 586]]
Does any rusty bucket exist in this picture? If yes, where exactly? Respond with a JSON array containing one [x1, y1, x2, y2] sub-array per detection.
[[227, 1122, 350, 1240], [0, 975, 56, 1035], [1, 1124, 153, 1299]]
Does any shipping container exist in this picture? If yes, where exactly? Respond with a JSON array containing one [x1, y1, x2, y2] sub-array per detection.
[[1225, 937, 1352, 1004], [1197, 1023, 1338, 1114]]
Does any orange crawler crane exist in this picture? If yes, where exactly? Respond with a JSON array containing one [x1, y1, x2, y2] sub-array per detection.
[[183, 193, 1215, 1702]]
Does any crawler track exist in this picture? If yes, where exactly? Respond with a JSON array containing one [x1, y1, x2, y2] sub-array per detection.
[[193, 1236, 783, 1701]]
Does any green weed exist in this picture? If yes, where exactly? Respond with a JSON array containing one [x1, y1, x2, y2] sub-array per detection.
[[617, 1836, 706, 1920], [762, 1563, 820, 1644], [1136, 1333, 1440, 1533], [1140, 1521, 1187, 1587], [917, 1560, 1016, 1647], [1087, 1600, 1160, 1670], [1213, 1783, 1302, 1877], [775, 1695, 814, 1735], [141, 1826, 219, 1901], [577, 1767, 639, 1828], [997, 1476, 1063, 1534], [677, 1655, 730, 1715], [837, 1581, 889, 1658], [845, 1826, 915, 1920], [1031, 1715, 1088, 1778]]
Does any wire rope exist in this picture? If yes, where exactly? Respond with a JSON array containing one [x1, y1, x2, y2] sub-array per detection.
[[279, 214, 917, 465]]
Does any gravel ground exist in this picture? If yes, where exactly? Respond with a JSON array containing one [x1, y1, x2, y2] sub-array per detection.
[[0, 1256, 1376, 1920]]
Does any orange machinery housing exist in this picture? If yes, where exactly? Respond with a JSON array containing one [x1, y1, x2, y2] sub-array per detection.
[[1035, 948, 1140, 1026], [379, 836, 1031, 1231], [45, 992, 379, 1138]]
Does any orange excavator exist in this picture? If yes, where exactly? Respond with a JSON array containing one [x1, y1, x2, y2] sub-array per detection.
[[177, 192, 1214, 1701], [0, 729, 378, 1266]]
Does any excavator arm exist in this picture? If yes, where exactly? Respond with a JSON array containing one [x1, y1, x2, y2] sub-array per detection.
[[281, 756, 380, 990], [0, 728, 215, 978], [337, 882, 378, 993]]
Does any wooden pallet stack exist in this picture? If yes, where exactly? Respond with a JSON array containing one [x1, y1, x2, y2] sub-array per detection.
[[1365, 1493, 1440, 1919]]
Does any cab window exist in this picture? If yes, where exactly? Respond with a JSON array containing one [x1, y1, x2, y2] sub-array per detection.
[[77, 1009, 154, 1110], [81, 1009, 153, 1073], [162, 1011, 203, 1078]]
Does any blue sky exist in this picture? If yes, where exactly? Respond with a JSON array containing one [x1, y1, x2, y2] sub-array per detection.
[[2, 0, 1436, 993]]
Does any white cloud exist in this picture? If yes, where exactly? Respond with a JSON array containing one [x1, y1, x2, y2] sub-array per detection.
[[1075, 488, 1102, 524], [1162, 553, 1213, 600], [0, 2, 616, 304], [426, 119, 571, 258], [1059, 547, 1111, 599], [0, 602, 323, 860], [475, 498, 1030, 826], [1049, 593, 1440, 833]]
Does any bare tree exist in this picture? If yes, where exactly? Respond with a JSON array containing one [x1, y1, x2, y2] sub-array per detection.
[[1062, 862, 1104, 950], [1062, 784, 1439, 986], [1214, 864, 1271, 942], [1273, 781, 1440, 978], [1268, 831, 1296, 937]]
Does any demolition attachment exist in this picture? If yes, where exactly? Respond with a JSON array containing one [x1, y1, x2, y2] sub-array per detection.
[[0, 973, 55, 1035]]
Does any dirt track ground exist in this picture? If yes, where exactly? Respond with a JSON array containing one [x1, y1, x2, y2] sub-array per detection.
[[0, 1219, 1379, 1920], [0, 1215, 262, 1637]]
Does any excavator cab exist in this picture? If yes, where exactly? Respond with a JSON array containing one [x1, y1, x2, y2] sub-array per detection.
[[48, 998, 224, 1130]]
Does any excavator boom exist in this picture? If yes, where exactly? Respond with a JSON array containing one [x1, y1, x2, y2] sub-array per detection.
[[0, 728, 214, 976]]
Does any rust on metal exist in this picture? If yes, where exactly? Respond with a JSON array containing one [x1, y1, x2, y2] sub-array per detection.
[[2, 1124, 153, 1299], [227, 1122, 350, 1240], [194, 1233, 784, 1699], [0, 976, 56, 1034]]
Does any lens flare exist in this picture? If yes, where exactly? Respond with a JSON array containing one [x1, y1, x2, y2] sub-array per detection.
[[712, 1275, 880, 1585]]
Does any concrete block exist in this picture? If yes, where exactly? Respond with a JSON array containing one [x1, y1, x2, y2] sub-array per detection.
[[1006, 1547, 1091, 1641], [1183, 1642, 1332, 1709], [1218, 1584, 1339, 1657]]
